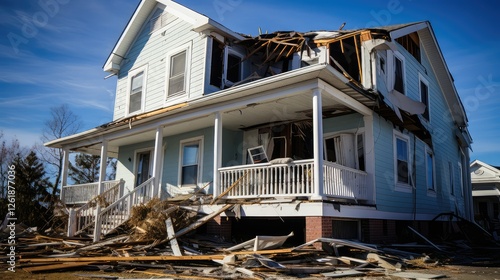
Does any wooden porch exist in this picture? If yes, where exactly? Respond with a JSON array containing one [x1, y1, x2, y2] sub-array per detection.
[[218, 159, 369, 201]]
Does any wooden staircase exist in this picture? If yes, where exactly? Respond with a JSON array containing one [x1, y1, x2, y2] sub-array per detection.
[[67, 177, 156, 241]]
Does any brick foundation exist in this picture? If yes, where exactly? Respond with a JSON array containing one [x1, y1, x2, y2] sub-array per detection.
[[206, 216, 232, 241], [305, 216, 333, 249]]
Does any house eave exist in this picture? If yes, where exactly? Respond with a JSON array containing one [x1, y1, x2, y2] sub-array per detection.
[[45, 63, 375, 150]]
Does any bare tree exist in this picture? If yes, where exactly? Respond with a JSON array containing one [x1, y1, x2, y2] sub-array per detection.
[[39, 104, 82, 197], [0, 132, 26, 198]]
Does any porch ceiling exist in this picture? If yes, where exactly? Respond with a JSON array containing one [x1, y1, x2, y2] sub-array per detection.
[[103, 90, 345, 152]]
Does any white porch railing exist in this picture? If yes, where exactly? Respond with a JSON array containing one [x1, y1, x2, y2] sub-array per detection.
[[70, 179, 125, 235], [323, 161, 368, 201], [61, 180, 122, 205], [94, 177, 156, 239], [218, 159, 369, 201], [218, 160, 314, 199]]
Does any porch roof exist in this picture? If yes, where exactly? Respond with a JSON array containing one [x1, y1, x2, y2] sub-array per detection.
[[45, 63, 376, 154]]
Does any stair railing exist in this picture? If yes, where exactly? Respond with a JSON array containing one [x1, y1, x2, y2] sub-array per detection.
[[93, 177, 155, 241]]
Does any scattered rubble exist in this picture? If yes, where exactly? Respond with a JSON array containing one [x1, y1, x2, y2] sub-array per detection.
[[2, 204, 500, 279]]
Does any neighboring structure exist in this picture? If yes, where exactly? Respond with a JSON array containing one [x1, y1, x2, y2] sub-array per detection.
[[46, 0, 473, 243], [470, 160, 500, 237]]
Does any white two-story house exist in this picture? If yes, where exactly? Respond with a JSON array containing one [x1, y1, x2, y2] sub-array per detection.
[[46, 0, 473, 243]]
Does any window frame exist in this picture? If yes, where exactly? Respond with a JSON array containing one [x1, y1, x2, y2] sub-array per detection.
[[388, 51, 406, 95], [419, 73, 430, 122], [178, 136, 203, 188], [425, 145, 436, 195], [165, 42, 191, 102], [224, 48, 244, 87], [393, 130, 411, 191], [126, 65, 148, 116]]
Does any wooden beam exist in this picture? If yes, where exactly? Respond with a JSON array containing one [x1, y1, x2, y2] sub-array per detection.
[[211, 172, 248, 205]]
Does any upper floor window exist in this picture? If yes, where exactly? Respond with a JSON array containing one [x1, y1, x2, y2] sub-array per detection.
[[394, 131, 410, 186], [396, 32, 421, 63], [394, 54, 405, 94], [168, 50, 187, 97], [127, 66, 147, 116], [165, 42, 191, 101], [210, 38, 244, 89], [419, 74, 430, 121], [226, 52, 243, 85]]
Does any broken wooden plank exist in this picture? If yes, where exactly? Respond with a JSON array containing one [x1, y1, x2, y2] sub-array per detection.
[[20, 254, 226, 263], [322, 269, 365, 278], [211, 172, 248, 205], [131, 270, 220, 280], [165, 217, 182, 256], [22, 262, 94, 273], [391, 271, 446, 279], [164, 204, 233, 242]]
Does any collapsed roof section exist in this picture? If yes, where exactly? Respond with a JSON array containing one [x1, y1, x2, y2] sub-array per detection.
[[231, 25, 435, 145]]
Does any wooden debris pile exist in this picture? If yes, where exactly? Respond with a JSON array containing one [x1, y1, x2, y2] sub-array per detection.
[[3, 208, 500, 279]]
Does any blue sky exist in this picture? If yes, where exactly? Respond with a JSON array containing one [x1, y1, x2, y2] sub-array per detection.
[[1, 0, 499, 165]]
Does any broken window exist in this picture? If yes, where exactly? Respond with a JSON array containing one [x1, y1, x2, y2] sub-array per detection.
[[324, 134, 356, 169], [419, 76, 430, 121], [226, 53, 242, 85], [396, 32, 420, 63], [394, 55, 405, 94], [329, 35, 362, 82], [210, 39, 224, 88], [168, 50, 187, 97]]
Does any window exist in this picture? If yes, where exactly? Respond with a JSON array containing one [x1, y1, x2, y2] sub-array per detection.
[[419, 74, 430, 121], [127, 66, 147, 115], [179, 137, 203, 186], [324, 134, 356, 169], [394, 132, 409, 185], [209, 38, 244, 89], [425, 147, 435, 191], [168, 50, 187, 97], [210, 39, 224, 88], [226, 52, 242, 85], [394, 55, 405, 94], [396, 32, 420, 63]]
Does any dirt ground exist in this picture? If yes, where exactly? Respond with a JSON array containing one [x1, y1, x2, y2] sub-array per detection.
[[1, 265, 500, 280]]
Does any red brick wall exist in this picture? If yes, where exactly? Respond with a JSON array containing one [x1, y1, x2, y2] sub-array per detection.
[[206, 216, 232, 241], [305, 216, 333, 241]]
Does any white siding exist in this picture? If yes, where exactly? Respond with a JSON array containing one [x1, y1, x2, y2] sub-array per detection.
[[113, 7, 207, 120]]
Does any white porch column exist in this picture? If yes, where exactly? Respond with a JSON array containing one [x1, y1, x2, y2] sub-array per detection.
[[152, 126, 164, 198], [312, 88, 324, 200], [93, 139, 108, 242], [59, 148, 70, 201], [213, 111, 222, 199], [363, 115, 376, 202]]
